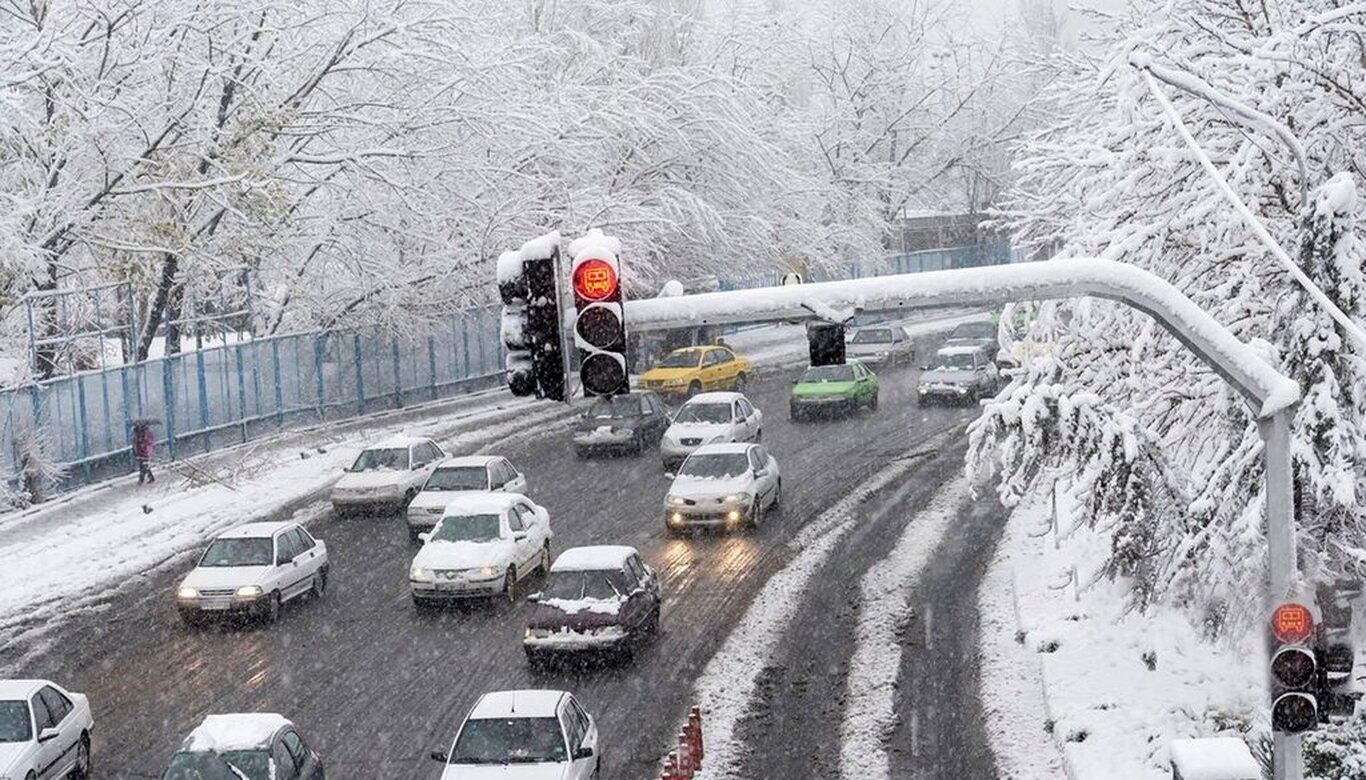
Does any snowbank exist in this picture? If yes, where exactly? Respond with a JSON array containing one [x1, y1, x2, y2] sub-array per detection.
[[980, 484, 1264, 779]]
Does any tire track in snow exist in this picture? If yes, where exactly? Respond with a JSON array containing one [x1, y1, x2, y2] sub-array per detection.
[[838, 474, 970, 779]]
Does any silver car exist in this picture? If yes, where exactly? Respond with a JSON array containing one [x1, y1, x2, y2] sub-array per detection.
[[846, 326, 914, 366]]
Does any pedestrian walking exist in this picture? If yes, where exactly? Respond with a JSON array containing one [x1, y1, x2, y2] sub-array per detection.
[[133, 422, 156, 484]]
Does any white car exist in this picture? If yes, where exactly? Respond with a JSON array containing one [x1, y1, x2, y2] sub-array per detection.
[[330, 436, 446, 514], [659, 391, 762, 471], [847, 325, 914, 366], [405, 455, 527, 540], [409, 493, 553, 607], [431, 690, 599, 780], [0, 679, 93, 780], [177, 522, 329, 624], [665, 442, 781, 533]]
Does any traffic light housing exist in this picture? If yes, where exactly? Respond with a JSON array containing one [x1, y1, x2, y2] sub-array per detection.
[[1269, 602, 1319, 733], [498, 236, 567, 401], [1315, 581, 1361, 723], [568, 230, 629, 397], [807, 321, 846, 366]]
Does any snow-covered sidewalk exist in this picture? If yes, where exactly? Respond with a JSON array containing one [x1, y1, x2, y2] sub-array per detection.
[[979, 484, 1263, 779]]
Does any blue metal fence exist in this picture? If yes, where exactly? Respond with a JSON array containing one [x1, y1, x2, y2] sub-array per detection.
[[2, 242, 1010, 498]]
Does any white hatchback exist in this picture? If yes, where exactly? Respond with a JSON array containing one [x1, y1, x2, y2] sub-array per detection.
[[659, 391, 762, 471], [665, 442, 781, 533], [431, 690, 599, 780], [405, 456, 527, 540], [0, 679, 94, 780], [409, 493, 552, 606], [177, 522, 329, 624], [331, 436, 446, 513]]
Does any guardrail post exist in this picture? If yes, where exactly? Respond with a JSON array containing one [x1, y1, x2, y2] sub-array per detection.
[[271, 339, 284, 428], [354, 333, 366, 414], [313, 334, 326, 422], [120, 365, 133, 468], [461, 315, 471, 378], [235, 343, 249, 442], [391, 336, 403, 409], [75, 376, 91, 482], [195, 347, 210, 452], [427, 335, 438, 399], [161, 358, 177, 461]]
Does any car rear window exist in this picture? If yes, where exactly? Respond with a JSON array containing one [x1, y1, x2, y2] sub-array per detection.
[[425, 467, 488, 491]]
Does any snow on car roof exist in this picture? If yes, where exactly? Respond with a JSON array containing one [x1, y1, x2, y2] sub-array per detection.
[[469, 689, 566, 719], [217, 521, 295, 539], [436, 455, 499, 468], [936, 345, 985, 356], [551, 545, 638, 572], [690, 442, 753, 456], [438, 492, 524, 515], [0, 679, 46, 698], [184, 713, 291, 752], [366, 435, 430, 450], [687, 391, 744, 403]]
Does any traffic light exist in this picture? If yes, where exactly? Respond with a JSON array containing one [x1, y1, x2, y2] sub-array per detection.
[[1315, 581, 1360, 722], [807, 321, 845, 366], [498, 236, 567, 401], [568, 230, 629, 397], [1269, 601, 1319, 733]]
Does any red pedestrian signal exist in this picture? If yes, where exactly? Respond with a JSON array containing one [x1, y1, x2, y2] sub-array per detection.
[[573, 259, 618, 302]]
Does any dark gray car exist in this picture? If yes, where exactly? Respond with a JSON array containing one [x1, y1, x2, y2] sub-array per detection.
[[917, 345, 1000, 405], [572, 392, 670, 456]]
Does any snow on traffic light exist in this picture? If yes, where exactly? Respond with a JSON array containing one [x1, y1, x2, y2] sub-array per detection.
[[568, 229, 629, 397]]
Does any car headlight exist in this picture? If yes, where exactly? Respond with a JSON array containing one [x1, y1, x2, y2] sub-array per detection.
[[723, 493, 752, 505], [525, 627, 553, 640], [956, 387, 968, 395], [470, 565, 498, 579], [668, 495, 687, 506], [177, 586, 198, 600], [410, 566, 431, 581], [236, 585, 263, 598]]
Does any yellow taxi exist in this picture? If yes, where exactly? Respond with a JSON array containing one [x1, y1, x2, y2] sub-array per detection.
[[640, 345, 752, 398]]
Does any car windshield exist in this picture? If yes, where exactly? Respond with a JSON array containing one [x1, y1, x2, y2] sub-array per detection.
[[658, 351, 701, 368], [161, 750, 271, 780], [350, 447, 409, 471], [542, 569, 629, 601], [451, 717, 567, 764], [851, 329, 893, 344], [933, 353, 976, 370], [424, 467, 487, 491], [199, 538, 273, 567], [679, 452, 749, 478], [801, 365, 855, 382], [951, 322, 996, 340], [0, 700, 31, 742], [674, 403, 731, 424], [587, 396, 640, 419], [432, 514, 502, 543]]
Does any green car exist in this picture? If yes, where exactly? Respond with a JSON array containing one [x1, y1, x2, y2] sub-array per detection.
[[790, 362, 879, 421]]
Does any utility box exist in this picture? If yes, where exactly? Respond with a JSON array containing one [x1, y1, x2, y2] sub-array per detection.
[[1169, 737, 1259, 780]]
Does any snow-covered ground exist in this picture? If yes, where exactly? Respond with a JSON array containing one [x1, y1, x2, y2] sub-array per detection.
[[688, 426, 962, 780], [980, 483, 1264, 779]]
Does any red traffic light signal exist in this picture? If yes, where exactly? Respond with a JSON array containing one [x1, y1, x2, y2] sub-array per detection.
[[1271, 603, 1314, 645], [573, 259, 618, 302]]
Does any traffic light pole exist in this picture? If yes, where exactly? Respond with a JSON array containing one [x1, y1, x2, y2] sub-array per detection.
[[621, 256, 1308, 777]]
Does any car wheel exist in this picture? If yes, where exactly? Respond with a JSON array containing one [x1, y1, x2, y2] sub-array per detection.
[[73, 732, 91, 779], [748, 499, 763, 531], [734, 373, 747, 392], [632, 431, 645, 454], [646, 603, 661, 636], [754, 427, 763, 443], [869, 391, 879, 410], [772, 480, 783, 513], [311, 567, 329, 598], [261, 592, 282, 624], [403, 488, 417, 507], [539, 543, 552, 574], [502, 567, 517, 604], [686, 381, 701, 398]]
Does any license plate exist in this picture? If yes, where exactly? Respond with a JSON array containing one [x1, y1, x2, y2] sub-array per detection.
[[200, 599, 230, 611]]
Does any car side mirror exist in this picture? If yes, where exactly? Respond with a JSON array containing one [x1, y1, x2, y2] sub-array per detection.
[[418, 532, 431, 543], [514, 531, 527, 541], [430, 749, 448, 762], [754, 468, 768, 478], [573, 746, 594, 760], [664, 472, 675, 480], [528, 591, 542, 603], [276, 555, 288, 566], [38, 727, 60, 743]]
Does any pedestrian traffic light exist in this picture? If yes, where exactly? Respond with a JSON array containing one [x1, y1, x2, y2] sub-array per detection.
[[807, 321, 846, 366], [568, 230, 629, 397], [498, 235, 567, 401], [1269, 601, 1319, 733]]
